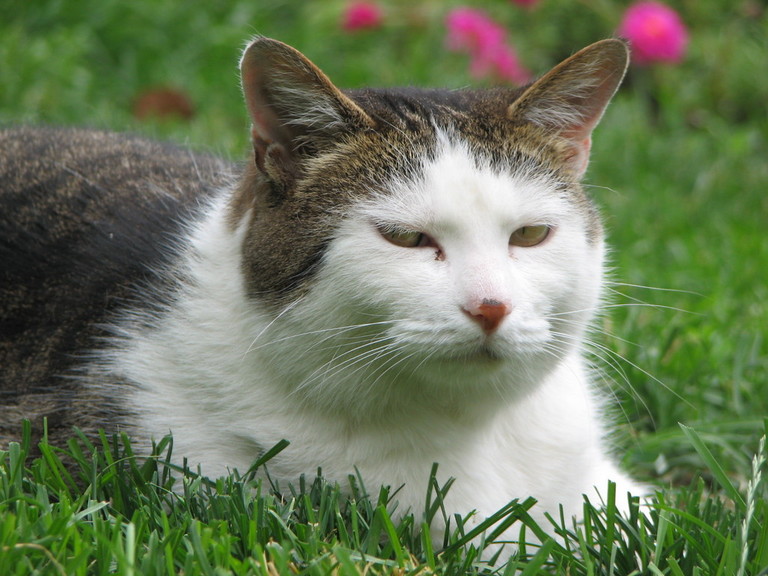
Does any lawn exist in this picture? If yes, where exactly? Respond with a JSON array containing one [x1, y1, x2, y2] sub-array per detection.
[[2, 0, 767, 574]]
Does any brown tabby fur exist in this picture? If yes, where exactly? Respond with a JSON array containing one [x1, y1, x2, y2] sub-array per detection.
[[0, 128, 232, 447]]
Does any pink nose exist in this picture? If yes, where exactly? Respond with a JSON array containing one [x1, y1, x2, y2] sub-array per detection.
[[463, 299, 511, 335]]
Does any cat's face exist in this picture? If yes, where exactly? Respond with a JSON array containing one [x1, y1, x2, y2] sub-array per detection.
[[232, 38, 627, 410], [289, 132, 603, 402]]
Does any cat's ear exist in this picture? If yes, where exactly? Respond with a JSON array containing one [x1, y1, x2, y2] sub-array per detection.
[[507, 39, 629, 178], [240, 37, 374, 192]]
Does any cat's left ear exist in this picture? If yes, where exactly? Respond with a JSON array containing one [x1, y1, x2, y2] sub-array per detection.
[[240, 37, 375, 194], [507, 39, 629, 178]]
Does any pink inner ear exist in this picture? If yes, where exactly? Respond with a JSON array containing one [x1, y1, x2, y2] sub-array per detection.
[[245, 81, 292, 153], [252, 132, 268, 172], [572, 136, 592, 177], [560, 131, 593, 177]]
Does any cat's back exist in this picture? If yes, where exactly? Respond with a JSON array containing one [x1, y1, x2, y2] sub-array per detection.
[[0, 127, 234, 441]]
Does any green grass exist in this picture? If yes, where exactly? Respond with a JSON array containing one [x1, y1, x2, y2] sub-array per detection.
[[2, 426, 767, 574], [2, 0, 767, 573]]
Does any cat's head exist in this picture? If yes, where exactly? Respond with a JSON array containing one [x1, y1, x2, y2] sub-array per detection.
[[231, 38, 628, 411]]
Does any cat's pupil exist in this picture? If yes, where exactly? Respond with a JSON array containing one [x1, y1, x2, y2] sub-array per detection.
[[509, 225, 550, 248], [379, 227, 425, 248]]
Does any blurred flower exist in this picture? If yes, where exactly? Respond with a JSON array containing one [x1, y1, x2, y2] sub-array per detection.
[[446, 7, 530, 84], [446, 8, 506, 55], [472, 42, 530, 84], [133, 87, 194, 121], [618, 1, 689, 65], [342, 2, 384, 32]]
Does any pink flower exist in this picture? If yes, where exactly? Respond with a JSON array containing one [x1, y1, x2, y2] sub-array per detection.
[[446, 8, 506, 55], [618, 1, 689, 65], [485, 44, 530, 84], [342, 2, 384, 32], [446, 7, 530, 84]]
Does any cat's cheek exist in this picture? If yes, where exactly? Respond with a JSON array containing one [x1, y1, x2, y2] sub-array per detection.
[[318, 243, 442, 321]]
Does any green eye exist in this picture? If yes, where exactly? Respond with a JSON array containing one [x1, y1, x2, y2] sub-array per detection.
[[380, 227, 425, 248], [510, 225, 551, 247]]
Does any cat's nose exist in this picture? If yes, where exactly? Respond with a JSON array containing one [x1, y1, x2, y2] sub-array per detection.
[[463, 299, 511, 335]]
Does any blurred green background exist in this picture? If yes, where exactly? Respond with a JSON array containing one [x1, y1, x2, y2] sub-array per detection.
[[2, 0, 767, 488]]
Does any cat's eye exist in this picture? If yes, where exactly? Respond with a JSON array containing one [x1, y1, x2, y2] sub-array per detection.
[[509, 225, 551, 247], [379, 227, 428, 248]]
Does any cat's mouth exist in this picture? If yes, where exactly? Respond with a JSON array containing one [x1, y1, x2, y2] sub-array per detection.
[[445, 332, 549, 364], [452, 343, 505, 363]]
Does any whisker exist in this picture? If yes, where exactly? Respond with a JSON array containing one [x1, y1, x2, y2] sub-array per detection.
[[583, 348, 650, 428], [548, 301, 697, 319], [551, 315, 639, 348], [298, 344, 403, 400], [245, 318, 401, 355], [581, 183, 620, 195], [291, 334, 401, 395], [365, 346, 424, 393], [547, 331, 656, 425], [243, 297, 302, 357], [606, 281, 703, 297], [550, 329, 694, 411]]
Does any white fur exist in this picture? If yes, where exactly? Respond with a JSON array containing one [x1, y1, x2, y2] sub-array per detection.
[[111, 135, 640, 548]]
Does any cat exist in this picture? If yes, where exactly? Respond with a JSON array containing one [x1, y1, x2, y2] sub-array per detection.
[[1, 36, 643, 546]]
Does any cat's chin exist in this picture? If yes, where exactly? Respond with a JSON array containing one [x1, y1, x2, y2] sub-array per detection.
[[408, 333, 562, 392], [421, 340, 537, 375]]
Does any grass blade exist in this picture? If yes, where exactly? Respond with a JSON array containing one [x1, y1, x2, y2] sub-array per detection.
[[680, 424, 746, 510]]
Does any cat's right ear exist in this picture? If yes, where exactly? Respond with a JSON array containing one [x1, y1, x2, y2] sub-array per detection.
[[240, 37, 375, 194], [506, 39, 629, 178]]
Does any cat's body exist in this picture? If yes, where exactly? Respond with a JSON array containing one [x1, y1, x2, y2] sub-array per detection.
[[1, 38, 641, 541]]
